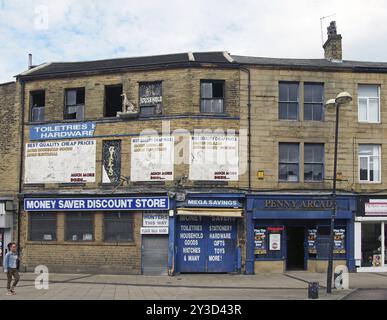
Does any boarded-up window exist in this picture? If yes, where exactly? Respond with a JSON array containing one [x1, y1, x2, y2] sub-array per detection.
[[29, 212, 57, 241], [104, 212, 134, 242], [139, 82, 163, 116]]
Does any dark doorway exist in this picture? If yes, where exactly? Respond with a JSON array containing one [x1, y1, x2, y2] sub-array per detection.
[[287, 227, 305, 270]]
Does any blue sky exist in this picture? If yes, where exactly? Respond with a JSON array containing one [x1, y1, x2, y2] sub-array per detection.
[[1, 0, 387, 83]]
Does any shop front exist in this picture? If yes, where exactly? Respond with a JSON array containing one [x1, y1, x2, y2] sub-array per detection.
[[355, 196, 387, 272], [246, 195, 356, 274], [170, 193, 245, 274], [22, 195, 171, 275], [0, 199, 15, 265]]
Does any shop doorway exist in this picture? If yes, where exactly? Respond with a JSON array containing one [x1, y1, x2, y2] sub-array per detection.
[[142, 235, 169, 275], [287, 227, 305, 270]]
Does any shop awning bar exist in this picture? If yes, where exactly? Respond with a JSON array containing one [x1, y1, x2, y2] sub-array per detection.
[[177, 208, 243, 218]]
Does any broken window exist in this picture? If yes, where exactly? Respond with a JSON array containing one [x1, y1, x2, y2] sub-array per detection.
[[139, 82, 163, 116], [30, 90, 45, 123], [65, 88, 85, 120], [105, 85, 123, 117], [201, 80, 225, 113]]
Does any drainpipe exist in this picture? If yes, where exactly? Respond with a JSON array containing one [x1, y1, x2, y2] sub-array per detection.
[[17, 79, 25, 264], [240, 67, 252, 191], [240, 67, 253, 274]]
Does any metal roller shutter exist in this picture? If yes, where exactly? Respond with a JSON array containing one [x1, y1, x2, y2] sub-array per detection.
[[142, 235, 169, 275]]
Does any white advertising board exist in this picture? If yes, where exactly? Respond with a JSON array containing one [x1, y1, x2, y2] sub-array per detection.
[[25, 140, 96, 184], [269, 234, 281, 251], [189, 135, 239, 181], [131, 136, 174, 181], [143, 213, 169, 227], [141, 227, 169, 235]]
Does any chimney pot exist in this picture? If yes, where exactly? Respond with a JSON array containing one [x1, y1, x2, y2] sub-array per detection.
[[28, 54, 33, 69]]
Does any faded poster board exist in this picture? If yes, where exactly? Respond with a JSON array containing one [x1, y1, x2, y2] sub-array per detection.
[[131, 136, 174, 181], [25, 140, 96, 184], [102, 140, 121, 184], [189, 135, 239, 181]]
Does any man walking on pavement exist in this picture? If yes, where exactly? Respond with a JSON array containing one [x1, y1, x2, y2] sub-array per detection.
[[3, 243, 20, 296]]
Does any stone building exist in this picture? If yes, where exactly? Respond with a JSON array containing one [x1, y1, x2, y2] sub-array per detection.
[[2, 21, 387, 275], [16, 52, 245, 274], [235, 23, 387, 274], [0, 81, 20, 265]]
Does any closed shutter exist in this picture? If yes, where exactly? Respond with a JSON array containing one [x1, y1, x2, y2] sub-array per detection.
[[142, 235, 168, 275]]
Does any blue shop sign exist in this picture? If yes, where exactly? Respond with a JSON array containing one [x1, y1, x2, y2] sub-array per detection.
[[24, 197, 170, 212], [30, 122, 96, 141], [185, 199, 242, 208], [176, 216, 238, 273]]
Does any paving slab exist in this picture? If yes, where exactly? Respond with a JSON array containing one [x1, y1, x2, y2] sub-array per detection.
[[0, 272, 383, 300]]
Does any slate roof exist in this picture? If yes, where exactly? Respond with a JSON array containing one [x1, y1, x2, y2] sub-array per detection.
[[17, 52, 235, 79], [231, 55, 387, 72], [17, 51, 387, 80]]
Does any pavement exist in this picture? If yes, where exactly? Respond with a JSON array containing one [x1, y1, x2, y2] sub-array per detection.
[[0, 271, 385, 300]]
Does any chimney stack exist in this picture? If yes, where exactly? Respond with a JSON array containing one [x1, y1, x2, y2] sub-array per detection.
[[28, 54, 33, 69], [323, 21, 342, 61]]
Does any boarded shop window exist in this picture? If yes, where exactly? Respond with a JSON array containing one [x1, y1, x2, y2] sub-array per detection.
[[104, 212, 133, 242], [359, 144, 381, 183], [279, 82, 299, 120], [65, 212, 94, 242], [139, 82, 163, 116], [201, 80, 225, 113], [29, 212, 57, 241], [105, 85, 123, 117], [64, 88, 85, 120], [358, 85, 380, 123], [304, 144, 324, 182], [102, 140, 121, 184], [279, 143, 300, 182], [30, 90, 45, 123], [304, 83, 324, 121]]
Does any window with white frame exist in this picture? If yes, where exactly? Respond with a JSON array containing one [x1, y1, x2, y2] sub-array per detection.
[[358, 85, 380, 123], [359, 145, 381, 183]]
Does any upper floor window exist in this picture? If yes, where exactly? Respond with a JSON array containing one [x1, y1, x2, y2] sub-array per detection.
[[304, 144, 324, 182], [201, 80, 225, 113], [65, 88, 85, 121], [279, 82, 299, 120], [304, 83, 324, 121], [279, 143, 300, 182], [358, 85, 380, 123], [359, 144, 381, 183], [139, 82, 163, 116], [105, 85, 123, 117], [30, 90, 45, 123]]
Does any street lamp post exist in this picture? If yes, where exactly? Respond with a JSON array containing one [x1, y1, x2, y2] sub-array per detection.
[[325, 92, 352, 294]]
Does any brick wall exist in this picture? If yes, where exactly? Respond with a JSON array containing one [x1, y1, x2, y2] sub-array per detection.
[[0, 82, 20, 196], [239, 67, 387, 193], [21, 67, 241, 191]]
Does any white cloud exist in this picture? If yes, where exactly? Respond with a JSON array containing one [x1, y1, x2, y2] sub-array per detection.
[[0, 0, 387, 83]]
